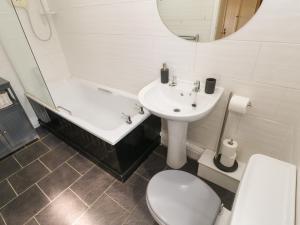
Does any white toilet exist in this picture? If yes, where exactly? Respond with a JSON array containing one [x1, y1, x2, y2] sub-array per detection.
[[146, 154, 297, 225]]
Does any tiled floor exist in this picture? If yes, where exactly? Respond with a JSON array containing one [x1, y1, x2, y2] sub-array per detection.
[[0, 127, 235, 225]]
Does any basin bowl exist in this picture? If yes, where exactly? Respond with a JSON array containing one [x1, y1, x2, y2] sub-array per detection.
[[138, 79, 224, 168], [138, 80, 224, 122]]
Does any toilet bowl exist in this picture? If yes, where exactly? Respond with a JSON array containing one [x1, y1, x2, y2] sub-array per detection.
[[146, 154, 297, 225], [146, 170, 222, 225]]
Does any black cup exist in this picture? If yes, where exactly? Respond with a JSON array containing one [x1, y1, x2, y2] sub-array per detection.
[[205, 78, 216, 94]]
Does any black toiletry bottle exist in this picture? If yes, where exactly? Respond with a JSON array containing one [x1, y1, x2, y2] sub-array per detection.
[[161, 63, 169, 84]]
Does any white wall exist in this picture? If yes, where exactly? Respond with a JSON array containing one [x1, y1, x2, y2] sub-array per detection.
[[45, 0, 300, 166]]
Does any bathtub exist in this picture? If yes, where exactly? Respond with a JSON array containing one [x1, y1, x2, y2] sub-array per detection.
[[27, 78, 161, 181], [49, 78, 152, 145]]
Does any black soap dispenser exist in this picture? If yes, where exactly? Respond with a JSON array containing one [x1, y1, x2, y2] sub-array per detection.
[[161, 63, 169, 84]]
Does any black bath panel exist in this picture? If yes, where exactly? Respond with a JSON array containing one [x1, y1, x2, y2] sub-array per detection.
[[29, 99, 161, 181]]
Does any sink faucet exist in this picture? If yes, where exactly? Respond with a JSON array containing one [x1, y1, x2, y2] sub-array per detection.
[[135, 104, 144, 115], [169, 76, 177, 87], [193, 80, 201, 92]]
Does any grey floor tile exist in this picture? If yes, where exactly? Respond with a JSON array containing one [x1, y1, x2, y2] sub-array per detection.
[[67, 154, 94, 175], [8, 161, 49, 194], [154, 145, 167, 158], [70, 167, 114, 205], [0, 180, 16, 209], [179, 158, 199, 176], [14, 142, 50, 167], [0, 156, 21, 182], [136, 153, 166, 180], [0, 216, 5, 225], [38, 164, 80, 200], [40, 143, 76, 171], [42, 134, 63, 149], [25, 218, 39, 225], [123, 196, 157, 225], [36, 127, 49, 139], [105, 174, 147, 212], [1, 185, 49, 225], [36, 189, 87, 225], [75, 195, 128, 225]]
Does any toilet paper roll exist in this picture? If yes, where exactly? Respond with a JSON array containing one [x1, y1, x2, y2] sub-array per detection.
[[228, 95, 250, 114], [220, 153, 237, 167], [221, 139, 238, 157]]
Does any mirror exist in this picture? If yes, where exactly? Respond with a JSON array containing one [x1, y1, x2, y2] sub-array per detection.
[[157, 0, 263, 42]]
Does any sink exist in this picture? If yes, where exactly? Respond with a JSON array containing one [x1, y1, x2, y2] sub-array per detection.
[[138, 79, 224, 168]]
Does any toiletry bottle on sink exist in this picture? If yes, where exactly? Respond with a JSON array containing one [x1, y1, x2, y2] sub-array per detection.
[[161, 63, 169, 84]]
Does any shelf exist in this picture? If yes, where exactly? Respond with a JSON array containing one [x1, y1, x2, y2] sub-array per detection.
[[198, 149, 246, 192], [0, 102, 19, 112]]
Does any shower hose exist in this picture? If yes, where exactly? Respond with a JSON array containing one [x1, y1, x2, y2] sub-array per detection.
[[23, 0, 52, 41]]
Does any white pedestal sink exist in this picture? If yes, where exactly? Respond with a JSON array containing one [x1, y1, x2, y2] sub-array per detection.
[[138, 79, 224, 169]]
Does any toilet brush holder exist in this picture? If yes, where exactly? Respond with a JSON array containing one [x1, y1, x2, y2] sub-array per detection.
[[214, 154, 238, 172]]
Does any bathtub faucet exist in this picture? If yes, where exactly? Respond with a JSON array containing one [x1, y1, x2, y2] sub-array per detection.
[[135, 104, 144, 115], [122, 113, 132, 124]]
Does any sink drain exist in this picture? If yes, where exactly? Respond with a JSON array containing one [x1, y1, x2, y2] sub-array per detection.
[[173, 108, 181, 112]]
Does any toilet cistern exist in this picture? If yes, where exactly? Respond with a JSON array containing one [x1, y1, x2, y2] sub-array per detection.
[[138, 79, 224, 169]]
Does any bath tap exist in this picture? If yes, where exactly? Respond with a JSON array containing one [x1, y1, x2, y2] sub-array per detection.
[[193, 80, 201, 93], [135, 104, 144, 114], [169, 76, 177, 87], [122, 113, 132, 124]]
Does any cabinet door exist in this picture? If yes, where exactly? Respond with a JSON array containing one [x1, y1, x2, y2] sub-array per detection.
[[0, 104, 37, 150], [0, 135, 11, 159]]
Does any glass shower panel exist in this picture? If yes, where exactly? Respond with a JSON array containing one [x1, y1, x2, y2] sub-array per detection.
[[0, 0, 54, 108]]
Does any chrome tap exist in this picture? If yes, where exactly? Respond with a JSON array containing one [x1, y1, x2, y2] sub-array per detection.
[[135, 104, 144, 115], [169, 75, 177, 87], [193, 80, 200, 92], [121, 113, 132, 124]]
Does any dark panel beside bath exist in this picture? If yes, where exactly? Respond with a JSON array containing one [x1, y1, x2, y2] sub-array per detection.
[[29, 99, 161, 181]]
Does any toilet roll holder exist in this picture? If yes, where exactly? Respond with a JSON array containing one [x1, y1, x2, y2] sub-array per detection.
[[213, 92, 251, 172]]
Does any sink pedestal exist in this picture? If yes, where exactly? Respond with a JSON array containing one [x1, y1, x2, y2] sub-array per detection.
[[167, 120, 188, 169]]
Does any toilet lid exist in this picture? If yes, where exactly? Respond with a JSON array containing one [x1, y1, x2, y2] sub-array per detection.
[[147, 170, 221, 225]]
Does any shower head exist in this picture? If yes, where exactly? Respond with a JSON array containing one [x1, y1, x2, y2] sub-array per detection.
[[11, 0, 28, 8]]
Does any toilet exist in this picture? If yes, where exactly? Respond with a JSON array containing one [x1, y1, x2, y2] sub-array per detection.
[[146, 154, 297, 225]]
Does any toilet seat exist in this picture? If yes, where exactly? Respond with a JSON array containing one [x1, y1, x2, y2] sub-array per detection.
[[146, 170, 221, 225]]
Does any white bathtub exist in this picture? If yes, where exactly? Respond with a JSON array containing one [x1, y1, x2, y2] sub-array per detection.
[[27, 78, 151, 145]]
